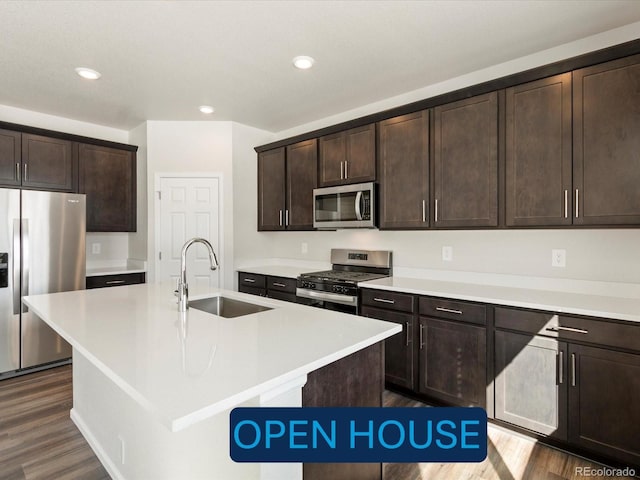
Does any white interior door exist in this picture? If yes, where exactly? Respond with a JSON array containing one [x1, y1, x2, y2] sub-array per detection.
[[158, 177, 221, 291]]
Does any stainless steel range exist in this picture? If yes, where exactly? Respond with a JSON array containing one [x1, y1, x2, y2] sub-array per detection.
[[296, 249, 392, 314]]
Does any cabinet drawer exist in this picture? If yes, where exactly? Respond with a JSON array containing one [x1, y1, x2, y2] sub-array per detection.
[[268, 290, 297, 303], [86, 272, 146, 289], [361, 289, 414, 313], [419, 297, 486, 325], [495, 306, 640, 352], [239, 285, 266, 297], [267, 276, 296, 294], [238, 272, 266, 289]]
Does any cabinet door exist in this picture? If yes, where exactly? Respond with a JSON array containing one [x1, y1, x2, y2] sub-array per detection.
[[433, 93, 498, 227], [318, 131, 345, 186], [0, 129, 21, 187], [573, 54, 640, 225], [568, 344, 640, 466], [495, 331, 567, 439], [22, 134, 75, 191], [344, 124, 375, 184], [78, 144, 136, 232], [257, 147, 286, 231], [418, 317, 486, 407], [378, 111, 429, 229], [506, 74, 572, 226], [286, 139, 317, 230], [360, 306, 414, 390]]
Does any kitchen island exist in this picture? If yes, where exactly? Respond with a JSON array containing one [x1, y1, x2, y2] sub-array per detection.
[[23, 283, 400, 480]]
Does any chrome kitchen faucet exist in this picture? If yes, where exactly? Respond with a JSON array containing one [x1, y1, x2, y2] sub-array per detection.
[[176, 238, 219, 311]]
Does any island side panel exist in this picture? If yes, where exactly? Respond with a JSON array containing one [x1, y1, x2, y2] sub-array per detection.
[[70, 350, 260, 480], [302, 341, 383, 480]]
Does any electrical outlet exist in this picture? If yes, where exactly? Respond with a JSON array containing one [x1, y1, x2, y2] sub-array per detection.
[[551, 249, 566, 268], [442, 246, 453, 262], [91, 243, 101, 255], [301, 242, 308, 254]]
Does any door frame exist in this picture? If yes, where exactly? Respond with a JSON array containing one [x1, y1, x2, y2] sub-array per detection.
[[154, 172, 224, 288]]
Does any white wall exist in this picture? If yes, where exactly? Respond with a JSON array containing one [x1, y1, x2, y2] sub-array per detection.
[[128, 122, 148, 264], [233, 21, 640, 285], [145, 121, 234, 287], [231, 122, 275, 286]]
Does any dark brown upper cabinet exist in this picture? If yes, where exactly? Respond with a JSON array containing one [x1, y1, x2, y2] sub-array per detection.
[[505, 74, 572, 227], [258, 141, 317, 231], [573, 54, 640, 225], [286, 139, 317, 230], [258, 147, 286, 231], [78, 144, 136, 232], [318, 124, 375, 187], [432, 92, 498, 228], [0, 129, 21, 187], [0, 130, 75, 192], [378, 111, 429, 229]]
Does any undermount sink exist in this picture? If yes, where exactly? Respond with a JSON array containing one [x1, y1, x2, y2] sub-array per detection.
[[188, 296, 272, 318]]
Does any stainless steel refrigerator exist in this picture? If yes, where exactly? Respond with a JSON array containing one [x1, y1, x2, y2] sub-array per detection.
[[0, 188, 85, 377]]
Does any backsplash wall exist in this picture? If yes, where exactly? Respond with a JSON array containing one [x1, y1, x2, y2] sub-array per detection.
[[252, 229, 640, 285]]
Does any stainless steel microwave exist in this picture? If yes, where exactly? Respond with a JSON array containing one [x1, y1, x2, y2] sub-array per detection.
[[313, 182, 376, 229]]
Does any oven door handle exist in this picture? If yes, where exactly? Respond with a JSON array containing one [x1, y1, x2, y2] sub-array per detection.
[[296, 288, 358, 306], [355, 191, 363, 221]]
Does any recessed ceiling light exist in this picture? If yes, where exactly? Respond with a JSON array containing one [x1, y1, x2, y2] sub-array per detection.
[[75, 67, 101, 80], [292, 56, 315, 70], [199, 105, 215, 114]]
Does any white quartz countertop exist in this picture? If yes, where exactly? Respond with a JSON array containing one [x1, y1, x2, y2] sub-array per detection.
[[237, 265, 316, 279], [86, 266, 146, 277], [360, 277, 640, 323], [23, 284, 400, 432]]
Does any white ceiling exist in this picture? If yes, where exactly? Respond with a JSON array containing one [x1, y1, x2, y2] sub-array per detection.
[[1, 1, 640, 133]]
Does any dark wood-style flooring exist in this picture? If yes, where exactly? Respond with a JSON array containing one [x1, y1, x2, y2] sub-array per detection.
[[0, 365, 633, 480]]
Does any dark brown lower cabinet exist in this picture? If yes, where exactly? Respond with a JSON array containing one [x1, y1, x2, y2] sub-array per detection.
[[568, 344, 640, 466], [303, 343, 383, 480], [418, 317, 486, 407], [494, 330, 567, 439], [360, 305, 414, 389], [237, 272, 297, 302]]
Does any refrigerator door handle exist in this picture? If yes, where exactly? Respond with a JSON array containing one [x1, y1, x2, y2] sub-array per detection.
[[13, 219, 20, 315], [21, 219, 29, 312]]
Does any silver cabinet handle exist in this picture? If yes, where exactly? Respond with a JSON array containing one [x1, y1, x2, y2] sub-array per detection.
[[279, 209, 283, 226], [422, 200, 426, 222], [285, 209, 289, 226], [21, 219, 29, 313], [243, 278, 256, 283], [373, 297, 395, 304], [435, 199, 439, 222], [558, 350, 564, 384], [16, 163, 20, 182], [571, 353, 576, 387], [436, 306, 462, 315], [105, 280, 126, 285], [340, 161, 344, 180], [24, 163, 28, 181], [12, 219, 20, 315], [344, 160, 348, 179], [405, 321, 411, 347], [272, 282, 286, 288], [564, 190, 568, 219], [546, 326, 588, 335], [419, 324, 424, 349], [575, 189, 579, 218]]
